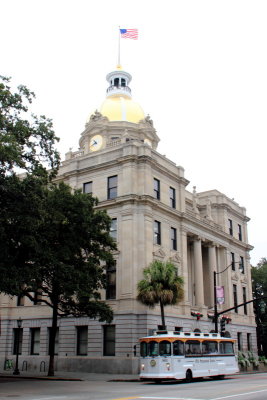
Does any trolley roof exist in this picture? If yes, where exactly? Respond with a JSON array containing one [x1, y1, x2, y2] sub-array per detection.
[[140, 330, 235, 341]]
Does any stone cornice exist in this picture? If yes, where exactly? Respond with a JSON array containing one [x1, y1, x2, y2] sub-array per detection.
[[212, 203, 250, 222], [94, 194, 253, 252]]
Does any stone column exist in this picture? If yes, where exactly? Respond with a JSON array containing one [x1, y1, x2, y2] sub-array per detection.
[[193, 237, 204, 306], [208, 244, 217, 307], [181, 230, 189, 303]]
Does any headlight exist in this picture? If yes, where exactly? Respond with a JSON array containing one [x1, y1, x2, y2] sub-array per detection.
[[141, 363, 145, 370]]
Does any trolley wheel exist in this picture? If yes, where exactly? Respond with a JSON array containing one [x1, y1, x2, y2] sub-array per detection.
[[185, 369, 192, 383], [212, 374, 225, 380]]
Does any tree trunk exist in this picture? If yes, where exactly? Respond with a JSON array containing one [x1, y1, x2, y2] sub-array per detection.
[[159, 299, 166, 330], [48, 300, 58, 376]]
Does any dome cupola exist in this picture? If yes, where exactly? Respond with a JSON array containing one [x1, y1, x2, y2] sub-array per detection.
[[99, 65, 145, 124], [106, 65, 132, 98]]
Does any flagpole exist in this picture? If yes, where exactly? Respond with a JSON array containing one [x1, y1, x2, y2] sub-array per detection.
[[118, 26, 121, 67]]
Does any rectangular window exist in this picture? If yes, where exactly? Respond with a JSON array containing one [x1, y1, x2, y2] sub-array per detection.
[[76, 326, 88, 356], [110, 218, 117, 241], [103, 325, 115, 356], [83, 181, 92, 194], [228, 219, 233, 236], [169, 187, 176, 208], [231, 252, 235, 271], [238, 224, 242, 241], [154, 178, 160, 200], [106, 260, 116, 300], [13, 328, 23, 355], [17, 294, 25, 306], [48, 327, 59, 355], [240, 256, 245, 274], [233, 284, 238, 313], [154, 220, 161, 245], [243, 287, 247, 315], [31, 328, 40, 355], [237, 332, 242, 351], [247, 333, 251, 351], [171, 227, 177, 250], [33, 289, 42, 305], [108, 175, 118, 199]]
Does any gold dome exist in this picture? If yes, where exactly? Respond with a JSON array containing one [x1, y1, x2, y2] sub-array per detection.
[[100, 96, 145, 124]]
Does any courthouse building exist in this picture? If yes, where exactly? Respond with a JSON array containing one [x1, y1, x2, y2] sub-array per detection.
[[0, 66, 255, 374]]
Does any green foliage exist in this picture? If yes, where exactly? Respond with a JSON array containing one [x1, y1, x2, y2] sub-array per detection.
[[251, 258, 267, 357], [137, 260, 184, 328], [0, 77, 115, 375], [0, 180, 116, 376], [0, 75, 60, 179], [0, 181, 116, 321]]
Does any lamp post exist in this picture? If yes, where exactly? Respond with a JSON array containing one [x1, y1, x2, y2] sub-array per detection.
[[214, 261, 242, 333], [13, 317, 22, 375]]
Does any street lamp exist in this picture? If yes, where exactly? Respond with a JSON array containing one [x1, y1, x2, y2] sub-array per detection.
[[213, 261, 242, 333], [13, 317, 22, 375]]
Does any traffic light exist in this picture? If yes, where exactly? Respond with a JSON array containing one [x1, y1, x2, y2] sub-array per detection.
[[220, 318, 226, 336]]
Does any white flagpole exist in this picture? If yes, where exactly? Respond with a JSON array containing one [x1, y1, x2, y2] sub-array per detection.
[[118, 26, 121, 67]]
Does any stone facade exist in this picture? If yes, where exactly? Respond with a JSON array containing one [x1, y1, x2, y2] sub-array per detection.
[[0, 67, 255, 374]]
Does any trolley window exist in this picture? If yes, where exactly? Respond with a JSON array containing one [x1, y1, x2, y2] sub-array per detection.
[[159, 340, 171, 356], [202, 341, 218, 354], [148, 340, 159, 357], [173, 340, 184, 356], [140, 342, 147, 357], [185, 340, 201, 356], [220, 341, 234, 354]]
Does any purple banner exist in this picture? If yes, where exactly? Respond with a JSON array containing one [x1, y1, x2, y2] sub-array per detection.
[[216, 286, 225, 304]]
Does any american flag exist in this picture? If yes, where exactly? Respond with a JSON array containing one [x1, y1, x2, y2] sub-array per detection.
[[120, 29, 138, 40]]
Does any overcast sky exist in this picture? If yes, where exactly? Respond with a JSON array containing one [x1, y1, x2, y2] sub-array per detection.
[[1, 0, 266, 265]]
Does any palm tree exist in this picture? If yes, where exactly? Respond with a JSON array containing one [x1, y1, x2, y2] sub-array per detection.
[[137, 260, 184, 330]]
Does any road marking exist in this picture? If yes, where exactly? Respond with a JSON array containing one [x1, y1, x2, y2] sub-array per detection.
[[211, 388, 267, 399], [113, 398, 205, 400], [31, 397, 67, 400], [112, 397, 140, 400], [140, 397, 205, 400]]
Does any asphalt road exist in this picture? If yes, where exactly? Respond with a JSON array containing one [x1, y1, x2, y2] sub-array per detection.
[[1, 373, 267, 400]]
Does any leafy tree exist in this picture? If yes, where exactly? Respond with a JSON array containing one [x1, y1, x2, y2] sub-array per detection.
[[0, 182, 116, 376], [0, 75, 60, 179], [0, 77, 116, 376], [252, 258, 267, 356], [137, 260, 184, 330]]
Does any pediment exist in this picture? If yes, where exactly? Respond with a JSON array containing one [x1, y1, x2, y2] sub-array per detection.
[[169, 253, 182, 264], [231, 272, 239, 281], [153, 248, 166, 259], [241, 275, 248, 284]]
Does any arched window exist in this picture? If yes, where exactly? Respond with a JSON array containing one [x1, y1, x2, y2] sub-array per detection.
[[194, 328, 201, 333], [159, 340, 171, 356], [224, 331, 231, 338], [140, 342, 147, 357], [173, 340, 184, 356], [148, 341, 158, 356], [121, 78, 126, 87], [185, 340, 201, 355], [114, 78, 119, 87]]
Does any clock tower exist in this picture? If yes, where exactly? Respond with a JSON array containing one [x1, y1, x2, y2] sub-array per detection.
[[77, 65, 160, 155]]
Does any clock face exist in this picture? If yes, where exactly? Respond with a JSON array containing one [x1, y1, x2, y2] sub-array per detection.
[[144, 138, 152, 147], [89, 135, 103, 151]]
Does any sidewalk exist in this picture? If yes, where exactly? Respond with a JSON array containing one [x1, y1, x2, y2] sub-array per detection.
[[0, 370, 140, 381]]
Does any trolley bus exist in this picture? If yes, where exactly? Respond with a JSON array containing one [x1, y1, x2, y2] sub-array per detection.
[[139, 330, 239, 382]]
